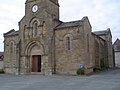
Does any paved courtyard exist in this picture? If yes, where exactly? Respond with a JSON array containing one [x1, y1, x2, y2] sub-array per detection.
[[0, 69, 120, 90]]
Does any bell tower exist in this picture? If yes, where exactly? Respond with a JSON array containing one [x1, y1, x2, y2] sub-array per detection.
[[19, 0, 60, 38], [24, 0, 59, 21], [18, 0, 60, 75], [26, 0, 58, 4]]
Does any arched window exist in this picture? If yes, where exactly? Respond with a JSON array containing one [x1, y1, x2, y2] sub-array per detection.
[[64, 34, 73, 51], [66, 37, 71, 50], [33, 21, 38, 37], [35, 22, 38, 36], [30, 18, 41, 37]]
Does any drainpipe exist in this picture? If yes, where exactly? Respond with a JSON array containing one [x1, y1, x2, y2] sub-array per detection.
[[53, 31, 56, 74], [18, 40, 21, 75], [48, 37, 52, 75], [15, 44, 18, 75]]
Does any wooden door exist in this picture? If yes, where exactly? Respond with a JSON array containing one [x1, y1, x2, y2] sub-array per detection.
[[32, 55, 41, 72]]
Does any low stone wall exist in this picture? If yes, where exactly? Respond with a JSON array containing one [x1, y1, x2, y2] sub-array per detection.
[[0, 61, 3, 69], [85, 67, 93, 74], [4, 67, 18, 74]]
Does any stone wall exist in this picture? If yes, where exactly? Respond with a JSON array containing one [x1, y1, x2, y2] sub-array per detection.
[[91, 34, 107, 68], [81, 17, 93, 73], [55, 26, 85, 75], [0, 61, 3, 69], [4, 34, 19, 74], [55, 17, 95, 75], [98, 30, 114, 68], [107, 33, 114, 68]]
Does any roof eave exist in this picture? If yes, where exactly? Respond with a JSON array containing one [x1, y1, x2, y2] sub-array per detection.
[[54, 25, 81, 30]]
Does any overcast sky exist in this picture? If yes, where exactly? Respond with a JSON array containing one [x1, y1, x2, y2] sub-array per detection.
[[0, 0, 120, 51]]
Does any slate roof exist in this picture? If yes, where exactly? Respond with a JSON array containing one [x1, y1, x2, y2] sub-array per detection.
[[55, 20, 82, 29], [93, 29, 110, 36], [26, 0, 34, 3], [4, 29, 19, 37]]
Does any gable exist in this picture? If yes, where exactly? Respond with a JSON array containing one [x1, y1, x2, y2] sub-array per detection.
[[113, 39, 120, 51], [55, 20, 82, 30]]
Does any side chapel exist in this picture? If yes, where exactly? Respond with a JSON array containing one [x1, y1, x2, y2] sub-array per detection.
[[3, 0, 114, 75]]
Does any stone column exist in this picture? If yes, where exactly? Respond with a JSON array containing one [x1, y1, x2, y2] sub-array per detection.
[[47, 37, 53, 75], [15, 43, 19, 75]]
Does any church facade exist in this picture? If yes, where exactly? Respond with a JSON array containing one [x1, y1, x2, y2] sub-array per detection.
[[3, 0, 114, 75]]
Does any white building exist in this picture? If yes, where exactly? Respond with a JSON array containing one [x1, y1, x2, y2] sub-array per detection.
[[113, 39, 120, 67]]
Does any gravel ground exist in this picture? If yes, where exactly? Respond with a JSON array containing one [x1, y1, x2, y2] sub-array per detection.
[[0, 69, 120, 90]]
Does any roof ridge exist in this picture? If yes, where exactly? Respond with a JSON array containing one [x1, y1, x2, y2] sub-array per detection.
[[4, 29, 15, 36], [63, 20, 82, 23], [4, 29, 19, 37], [55, 20, 82, 29], [93, 29, 110, 36]]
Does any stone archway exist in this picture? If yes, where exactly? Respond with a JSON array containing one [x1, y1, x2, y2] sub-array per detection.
[[30, 45, 43, 73], [25, 41, 45, 74]]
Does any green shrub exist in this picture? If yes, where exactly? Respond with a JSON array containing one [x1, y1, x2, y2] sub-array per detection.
[[93, 66, 109, 72], [0, 69, 5, 74], [100, 58, 105, 68], [101, 66, 109, 71], [77, 68, 85, 75], [93, 67, 101, 72]]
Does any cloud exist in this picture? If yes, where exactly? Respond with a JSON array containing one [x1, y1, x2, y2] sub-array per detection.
[[0, 0, 120, 51], [0, 0, 25, 51], [59, 0, 120, 42], [0, 0, 25, 29]]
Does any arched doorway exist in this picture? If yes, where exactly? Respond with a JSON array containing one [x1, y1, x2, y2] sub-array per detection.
[[25, 41, 44, 74], [30, 45, 42, 72], [32, 55, 41, 72]]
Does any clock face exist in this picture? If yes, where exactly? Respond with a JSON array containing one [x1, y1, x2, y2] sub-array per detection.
[[32, 5, 38, 12]]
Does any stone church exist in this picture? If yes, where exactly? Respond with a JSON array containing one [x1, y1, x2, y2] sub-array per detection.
[[3, 0, 114, 75]]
